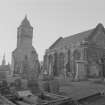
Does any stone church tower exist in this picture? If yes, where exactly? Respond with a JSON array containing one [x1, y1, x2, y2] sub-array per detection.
[[11, 16, 40, 79]]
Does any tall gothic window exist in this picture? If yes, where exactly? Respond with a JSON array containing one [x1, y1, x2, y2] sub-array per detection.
[[66, 50, 71, 72], [58, 52, 64, 72], [48, 55, 53, 75], [73, 49, 81, 60], [49, 55, 53, 64], [53, 53, 58, 76]]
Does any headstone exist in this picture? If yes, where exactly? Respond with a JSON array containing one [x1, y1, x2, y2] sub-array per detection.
[[27, 79, 41, 95], [39, 75, 59, 94], [49, 78, 59, 94], [21, 79, 28, 89]]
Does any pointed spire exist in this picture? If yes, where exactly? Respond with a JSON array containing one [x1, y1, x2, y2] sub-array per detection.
[[2, 53, 6, 65], [25, 14, 27, 18], [24, 14, 28, 21], [21, 15, 31, 27]]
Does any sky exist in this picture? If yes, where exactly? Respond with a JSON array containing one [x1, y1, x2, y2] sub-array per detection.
[[0, 0, 105, 64]]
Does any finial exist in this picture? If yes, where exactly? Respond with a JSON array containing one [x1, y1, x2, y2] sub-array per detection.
[[20, 14, 31, 26], [3, 53, 5, 57], [3, 53, 5, 61], [2, 53, 6, 65], [25, 14, 27, 19]]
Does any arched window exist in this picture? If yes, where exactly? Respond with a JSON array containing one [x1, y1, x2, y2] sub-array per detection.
[[49, 55, 53, 63], [58, 52, 65, 71], [73, 49, 81, 60], [53, 53, 58, 76]]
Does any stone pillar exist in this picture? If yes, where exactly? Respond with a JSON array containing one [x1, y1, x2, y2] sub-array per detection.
[[75, 61, 79, 80], [98, 58, 105, 79], [53, 53, 57, 76], [48, 53, 55, 76], [45, 55, 49, 75], [63, 48, 69, 79], [49, 63, 52, 75]]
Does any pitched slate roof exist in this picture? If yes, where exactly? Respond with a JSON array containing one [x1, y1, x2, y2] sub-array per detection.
[[49, 37, 63, 49], [49, 29, 94, 50], [49, 23, 105, 50], [63, 29, 93, 46]]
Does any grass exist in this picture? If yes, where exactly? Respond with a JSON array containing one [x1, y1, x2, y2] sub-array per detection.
[[57, 79, 105, 100]]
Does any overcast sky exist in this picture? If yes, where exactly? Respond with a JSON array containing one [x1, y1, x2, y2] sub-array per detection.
[[0, 0, 105, 64]]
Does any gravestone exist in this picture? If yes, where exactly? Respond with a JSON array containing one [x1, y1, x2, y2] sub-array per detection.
[[39, 75, 59, 94], [49, 78, 59, 94], [27, 79, 41, 95]]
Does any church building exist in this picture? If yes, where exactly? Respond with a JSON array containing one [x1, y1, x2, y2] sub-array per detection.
[[11, 16, 40, 79], [43, 23, 105, 80]]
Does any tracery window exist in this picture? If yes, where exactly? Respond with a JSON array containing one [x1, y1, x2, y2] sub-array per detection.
[[73, 49, 81, 60]]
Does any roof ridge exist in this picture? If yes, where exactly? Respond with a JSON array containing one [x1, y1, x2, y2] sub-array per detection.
[[64, 28, 94, 40], [47, 23, 105, 50], [49, 37, 63, 49]]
